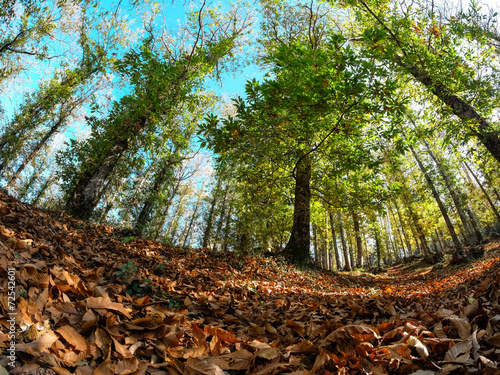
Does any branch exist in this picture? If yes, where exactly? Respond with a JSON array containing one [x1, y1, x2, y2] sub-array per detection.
[[291, 100, 359, 179]]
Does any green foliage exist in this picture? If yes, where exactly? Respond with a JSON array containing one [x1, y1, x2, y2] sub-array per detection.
[[116, 261, 138, 279], [153, 262, 167, 276], [122, 236, 137, 244], [126, 278, 152, 297], [168, 296, 181, 308]]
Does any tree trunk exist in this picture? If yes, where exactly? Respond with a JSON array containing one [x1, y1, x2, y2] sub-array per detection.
[[351, 209, 363, 268], [32, 174, 55, 206], [182, 188, 204, 248], [435, 229, 444, 252], [337, 211, 351, 271], [167, 195, 187, 244], [329, 211, 342, 270], [6, 105, 76, 189], [397, 57, 500, 163], [18, 158, 48, 200], [409, 144, 470, 263], [65, 136, 130, 220], [214, 182, 231, 251], [466, 205, 484, 243], [399, 190, 430, 256], [222, 204, 233, 252], [423, 139, 476, 248], [135, 158, 176, 234], [202, 176, 223, 248], [371, 218, 382, 270], [313, 223, 319, 264], [393, 201, 412, 257], [284, 155, 312, 266], [463, 161, 500, 223], [153, 175, 182, 241]]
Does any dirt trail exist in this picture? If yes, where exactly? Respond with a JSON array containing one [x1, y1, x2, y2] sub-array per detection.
[[1, 190, 500, 374]]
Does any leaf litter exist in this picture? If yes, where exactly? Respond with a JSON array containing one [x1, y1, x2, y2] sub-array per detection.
[[0, 191, 499, 374]]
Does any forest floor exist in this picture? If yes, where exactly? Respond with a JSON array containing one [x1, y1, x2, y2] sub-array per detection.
[[0, 190, 499, 375]]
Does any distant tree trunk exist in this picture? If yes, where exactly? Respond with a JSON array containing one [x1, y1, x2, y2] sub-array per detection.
[[323, 215, 330, 270], [214, 182, 231, 251], [202, 176, 223, 248], [396, 228, 407, 260], [384, 214, 395, 264], [337, 211, 351, 271], [32, 174, 55, 206], [466, 205, 484, 243], [64, 134, 132, 220], [409, 144, 469, 263], [313, 223, 319, 264], [153, 176, 182, 241], [395, 56, 500, 163], [399, 191, 429, 256], [135, 157, 178, 234], [393, 201, 412, 257], [480, 168, 500, 203], [348, 232, 355, 269], [435, 229, 444, 252], [284, 155, 312, 266], [371, 218, 382, 270], [423, 140, 476, 248], [328, 211, 342, 270], [182, 189, 204, 248], [387, 203, 404, 259], [351, 209, 363, 267], [167, 195, 187, 244], [18, 158, 48, 200], [222, 204, 233, 252], [463, 161, 500, 223], [7, 108, 74, 189]]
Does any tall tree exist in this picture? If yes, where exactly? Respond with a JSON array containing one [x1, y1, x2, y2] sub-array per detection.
[[60, 2, 252, 220], [342, 0, 500, 163], [202, 1, 393, 265]]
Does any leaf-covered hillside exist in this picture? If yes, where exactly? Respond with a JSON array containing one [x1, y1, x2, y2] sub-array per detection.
[[1, 190, 500, 374]]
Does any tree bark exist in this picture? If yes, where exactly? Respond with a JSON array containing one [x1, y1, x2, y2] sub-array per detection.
[[182, 191, 203, 248], [202, 176, 223, 248], [284, 155, 312, 266], [337, 211, 351, 271], [397, 58, 500, 163], [135, 156, 178, 234], [393, 201, 412, 257], [463, 161, 500, 223], [214, 182, 231, 251], [328, 211, 342, 271], [466, 205, 484, 242], [351, 209, 363, 267], [409, 143, 470, 263], [222, 204, 233, 252], [423, 139, 476, 247], [313, 223, 319, 265], [65, 135, 130, 220]]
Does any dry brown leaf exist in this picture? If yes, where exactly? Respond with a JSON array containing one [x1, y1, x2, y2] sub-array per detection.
[[56, 326, 90, 355], [256, 347, 279, 361], [206, 349, 253, 370], [115, 357, 139, 374], [286, 340, 318, 354], [184, 357, 224, 375], [85, 296, 132, 318], [24, 331, 59, 356], [93, 359, 114, 375]]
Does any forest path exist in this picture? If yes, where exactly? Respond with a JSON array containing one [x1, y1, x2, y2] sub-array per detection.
[[1, 190, 500, 374]]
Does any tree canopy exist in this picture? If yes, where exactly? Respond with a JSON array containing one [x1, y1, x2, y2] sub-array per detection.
[[1, 0, 500, 268]]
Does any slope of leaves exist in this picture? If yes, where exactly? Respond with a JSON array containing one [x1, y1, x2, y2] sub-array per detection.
[[0, 190, 499, 374]]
